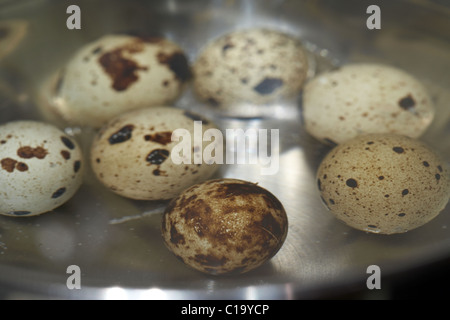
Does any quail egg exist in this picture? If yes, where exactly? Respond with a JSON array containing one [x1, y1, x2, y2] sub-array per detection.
[[40, 34, 192, 128], [193, 28, 309, 114], [90, 106, 220, 201], [316, 133, 449, 234], [0, 120, 84, 217], [303, 63, 435, 145], [162, 178, 288, 275]]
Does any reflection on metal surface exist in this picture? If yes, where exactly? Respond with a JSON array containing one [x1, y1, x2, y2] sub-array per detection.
[[0, 19, 28, 61], [0, 0, 449, 299]]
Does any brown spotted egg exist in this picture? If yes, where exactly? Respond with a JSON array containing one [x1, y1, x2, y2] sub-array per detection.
[[161, 179, 288, 275], [0, 121, 84, 217], [316, 134, 449, 234], [303, 63, 435, 145], [40, 34, 192, 128], [193, 28, 309, 113], [90, 107, 220, 201]]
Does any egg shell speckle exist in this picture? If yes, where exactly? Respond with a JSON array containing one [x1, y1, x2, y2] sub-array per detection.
[[0, 121, 84, 217], [316, 134, 449, 234], [44, 34, 192, 128], [90, 107, 220, 201], [303, 63, 435, 145], [161, 178, 288, 275], [193, 28, 309, 110]]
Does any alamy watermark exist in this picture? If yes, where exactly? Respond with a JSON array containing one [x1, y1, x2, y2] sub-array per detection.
[[366, 265, 381, 290], [366, 5, 381, 30], [171, 121, 280, 176], [66, 5, 81, 30], [67, 4, 381, 31], [66, 265, 81, 290]]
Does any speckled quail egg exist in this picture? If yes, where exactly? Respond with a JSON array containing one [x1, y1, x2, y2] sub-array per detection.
[[90, 106, 220, 200], [161, 178, 288, 275], [40, 34, 192, 128], [193, 28, 309, 113], [303, 63, 435, 145], [316, 133, 449, 234], [0, 120, 84, 217]]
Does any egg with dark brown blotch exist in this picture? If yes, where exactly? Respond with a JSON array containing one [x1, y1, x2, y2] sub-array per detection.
[[193, 28, 309, 111], [90, 107, 220, 201], [0, 121, 84, 217], [316, 134, 449, 234], [161, 178, 288, 275], [40, 34, 192, 128]]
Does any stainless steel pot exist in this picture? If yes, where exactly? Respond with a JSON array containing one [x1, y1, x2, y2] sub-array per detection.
[[0, 0, 449, 299]]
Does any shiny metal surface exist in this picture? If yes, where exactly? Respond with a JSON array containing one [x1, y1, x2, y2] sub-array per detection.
[[0, 0, 449, 299]]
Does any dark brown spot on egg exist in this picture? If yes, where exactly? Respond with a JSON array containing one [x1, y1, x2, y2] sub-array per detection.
[[16, 162, 28, 172], [92, 46, 103, 55], [170, 225, 185, 245], [146, 149, 170, 165], [219, 183, 283, 211], [346, 178, 358, 188], [259, 212, 283, 240], [61, 150, 71, 160], [1, 158, 17, 173], [378, 176, 384, 180], [108, 124, 135, 145], [437, 165, 443, 173], [51, 187, 66, 199], [1, 158, 29, 173], [393, 146, 404, 154], [206, 97, 221, 107], [17, 146, 48, 159], [317, 179, 322, 191], [98, 45, 148, 91], [144, 131, 173, 145], [222, 43, 234, 55], [423, 161, 430, 167], [253, 77, 283, 95], [436, 173, 441, 181], [61, 136, 75, 150], [398, 95, 416, 111], [402, 189, 409, 196], [74, 160, 81, 173], [157, 51, 192, 82], [153, 168, 167, 176], [194, 254, 227, 267]]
